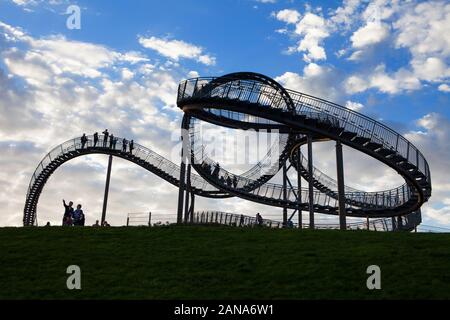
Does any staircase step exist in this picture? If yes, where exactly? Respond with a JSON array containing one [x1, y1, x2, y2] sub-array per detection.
[[365, 142, 383, 151], [340, 131, 357, 140], [352, 136, 371, 145]]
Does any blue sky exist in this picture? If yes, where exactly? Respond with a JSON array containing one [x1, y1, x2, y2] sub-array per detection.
[[0, 0, 449, 229]]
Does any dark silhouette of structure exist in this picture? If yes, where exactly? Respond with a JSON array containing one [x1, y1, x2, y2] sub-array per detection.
[[23, 73, 431, 232]]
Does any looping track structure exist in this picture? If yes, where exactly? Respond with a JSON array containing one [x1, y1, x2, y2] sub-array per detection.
[[24, 72, 431, 231]]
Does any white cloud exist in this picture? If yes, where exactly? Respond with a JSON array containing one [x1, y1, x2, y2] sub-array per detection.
[[438, 84, 450, 92], [274, 9, 329, 62], [351, 21, 390, 48], [138, 36, 216, 66], [345, 100, 364, 112], [273, 9, 301, 25], [0, 21, 189, 226], [405, 113, 450, 227], [275, 63, 344, 103], [345, 64, 421, 94], [330, 0, 362, 31]]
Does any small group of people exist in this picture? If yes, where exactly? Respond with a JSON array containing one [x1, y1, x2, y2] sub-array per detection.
[[92, 220, 110, 227], [80, 130, 134, 154], [201, 161, 238, 189], [62, 199, 85, 226]]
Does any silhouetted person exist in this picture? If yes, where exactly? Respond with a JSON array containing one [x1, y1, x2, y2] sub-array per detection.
[[129, 140, 134, 154], [93, 132, 99, 147], [233, 176, 238, 189], [226, 176, 232, 187], [112, 137, 118, 149], [122, 138, 128, 152], [103, 221, 110, 227], [256, 213, 263, 226], [102, 129, 109, 147], [45, 222, 51, 227], [72, 204, 84, 226], [212, 163, 220, 178], [109, 134, 114, 149], [62, 200, 74, 226], [240, 214, 245, 227], [81, 134, 88, 149], [92, 220, 100, 227]]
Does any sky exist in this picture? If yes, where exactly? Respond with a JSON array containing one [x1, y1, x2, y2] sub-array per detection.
[[0, 0, 449, 229]]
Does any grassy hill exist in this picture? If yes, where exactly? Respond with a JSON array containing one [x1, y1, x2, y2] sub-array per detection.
[[0, 225, 449, 300]]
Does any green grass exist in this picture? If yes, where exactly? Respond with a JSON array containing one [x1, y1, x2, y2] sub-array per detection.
[[0, 225, 449, 300]]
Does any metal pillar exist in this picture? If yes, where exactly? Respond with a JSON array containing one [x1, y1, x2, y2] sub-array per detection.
[[297, 147, 302, 229], [184, 164, 192, 223], [101, 155, 113, 226], [307, 135, 314, 229], [397, 215, 403, 230], [336, 140, 347, 230], [282, 162, 288, 226], [189, 193, 195, 223], [177, 115, 190, 224], [177, 160, 186, 224]]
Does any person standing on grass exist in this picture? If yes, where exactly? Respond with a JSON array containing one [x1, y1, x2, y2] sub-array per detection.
[[62, 200, 74, 226], [72, 204, 84, 226]]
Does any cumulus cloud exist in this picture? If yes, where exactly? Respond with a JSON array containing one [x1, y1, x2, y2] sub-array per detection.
[[275, 63, 345, 103], [350, 21, 390, 48], [274, 9, 329, 62], [0, 21, 191, 226], [138, 36, 216, 66], [405, 113, 450, 227]]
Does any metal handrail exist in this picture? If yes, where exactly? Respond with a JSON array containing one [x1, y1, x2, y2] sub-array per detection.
[[178, 77, 431, 190]]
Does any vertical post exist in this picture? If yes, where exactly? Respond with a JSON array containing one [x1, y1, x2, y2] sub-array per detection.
[[101, 155, 113, 226], [397, 215, 403, 230], [189, 194, 195, 224], [184, 164, 192, 223], [177, 160, 186, 224], [297, 147, 302, 229], [148, 211, 152, 227], [366, 216, 370, 231], [336, 140, 347, 230], [307, 135, 315, 229], [392, 217, 396, 231], [282, 162, 288, 226], [177, 115, 190, 224], [126, 216, 129, 226]]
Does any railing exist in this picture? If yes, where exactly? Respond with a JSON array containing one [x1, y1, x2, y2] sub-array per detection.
[[191, 211, 405, 232], [25, 135, 224, 205], [292, 149, 412, 208], [178, 77, 431, 196]]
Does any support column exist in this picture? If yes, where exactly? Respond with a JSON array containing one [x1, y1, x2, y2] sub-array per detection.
[[101, 155, 113, 226], [184, 164, 192, 223], [177, 160, 186, 224], [177, 115, 190, 224], [397, 215, 403, 230], [336, 140, 347, 230], [297, 147, 302, 229], [189, 193, 195, 223], [307, 135, 314, 229], [282, 162, 288, 226]]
